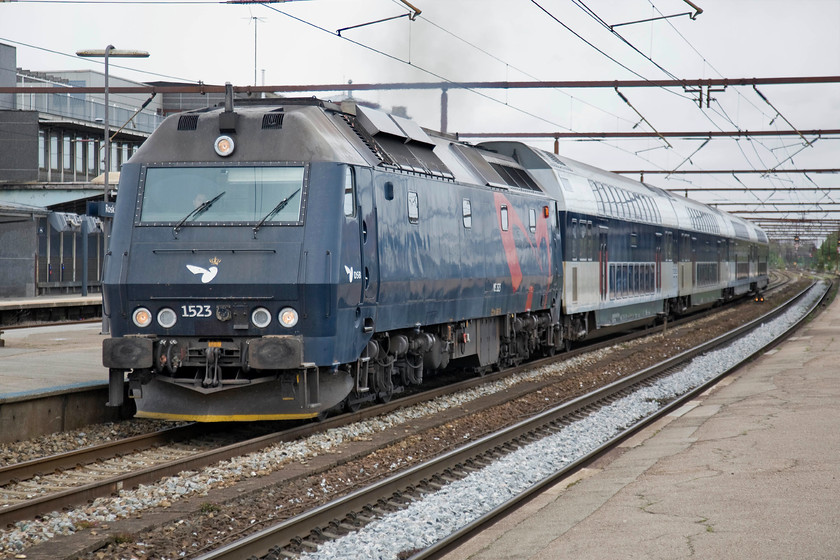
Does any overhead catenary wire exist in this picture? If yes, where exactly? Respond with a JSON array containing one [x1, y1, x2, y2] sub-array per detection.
[[614, 87, 672, 148], [645, 0, 805, 197], [571, 0, 681, 80]]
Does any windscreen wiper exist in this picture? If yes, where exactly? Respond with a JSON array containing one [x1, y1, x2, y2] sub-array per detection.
[[172, 191, 225, 236], [252, 188, 300, 238]]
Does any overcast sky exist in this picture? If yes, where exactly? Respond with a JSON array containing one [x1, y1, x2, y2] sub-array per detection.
[[2, 0, 839, 237]]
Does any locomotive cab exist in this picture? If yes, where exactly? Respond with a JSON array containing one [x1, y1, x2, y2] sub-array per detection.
[[103, 99, 375, 420]]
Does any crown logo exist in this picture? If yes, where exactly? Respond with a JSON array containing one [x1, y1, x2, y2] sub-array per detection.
[[209, 256, 221, 266]]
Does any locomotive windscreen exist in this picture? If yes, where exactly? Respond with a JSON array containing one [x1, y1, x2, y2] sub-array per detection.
[[138, 166, 305, 225]]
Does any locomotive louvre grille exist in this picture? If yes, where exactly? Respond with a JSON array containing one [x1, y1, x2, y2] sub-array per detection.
[[489, 163, 541, 192], [351, 105, 453, 178], [177, 114, 200, 131], [262, 112, 284, 129]]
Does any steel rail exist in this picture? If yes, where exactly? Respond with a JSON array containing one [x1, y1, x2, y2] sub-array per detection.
[[0, 423, 207, 487], [193, 279, 815, 560]]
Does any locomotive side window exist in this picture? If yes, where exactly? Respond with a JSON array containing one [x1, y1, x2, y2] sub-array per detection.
[[343, 167, 356, 217], [462, 198, 472, 228], [408, 191, 419, 224], [500, 205, 509, 231], [139, 166, 305, 225]]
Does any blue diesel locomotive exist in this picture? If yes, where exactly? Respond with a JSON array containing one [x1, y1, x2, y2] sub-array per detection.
[[102, 94, 768, 421]]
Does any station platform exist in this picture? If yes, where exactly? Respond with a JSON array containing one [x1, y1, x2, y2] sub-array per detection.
[[0, 293, 102, 313], [0, 321, 108, 401], [443, 294, 840, 559], [0, 293, 102, 329], [0, 320, 123, 442]]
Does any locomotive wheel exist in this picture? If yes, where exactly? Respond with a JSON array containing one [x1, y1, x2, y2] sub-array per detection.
[[372, 367, 394, 403], [472, 365, 490, 377], [343, 391, 365, 413], [376, 386, 393, 403]]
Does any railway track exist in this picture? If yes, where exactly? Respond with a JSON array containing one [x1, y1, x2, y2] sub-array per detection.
[[0, 273, 797, 533], [191, 278, 826, 560]]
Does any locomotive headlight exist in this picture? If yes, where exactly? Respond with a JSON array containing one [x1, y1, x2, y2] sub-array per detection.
[[214, 135, 235, 157], [278, 307, 299, 328], [157, 307, 178, 329], [132, 307, 153, 328], [251, 307, 272, 328]]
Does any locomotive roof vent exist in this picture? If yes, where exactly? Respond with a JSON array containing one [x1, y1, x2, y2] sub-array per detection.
[[261, 109, 284, 130], [177, 114, 199, 131], [354, 105, 452, 178], [218, 82, 238, 133]]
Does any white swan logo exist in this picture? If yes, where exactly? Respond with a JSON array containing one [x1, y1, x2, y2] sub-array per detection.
[[187, 264, 218, 283], [344, 265, 361, 283]]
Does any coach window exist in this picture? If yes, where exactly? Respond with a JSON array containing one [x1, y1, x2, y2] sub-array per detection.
[[681, 234, 691, 261], [571, 219, 578, 260], [579, 221, 586, 259], [587, 222, 594, 260], [529, 208, 536, 233], [408, 191, 419, 224], [631, 196, 641, 220], [462, 198, 472, 228], [343, 167, 356, 217], [500, 205, 509, 231], [671, 234, 677, 263]]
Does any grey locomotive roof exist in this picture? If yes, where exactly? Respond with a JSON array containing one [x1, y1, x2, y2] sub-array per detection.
[[130, 100, 374, 166], [128, 99, 538, 195]]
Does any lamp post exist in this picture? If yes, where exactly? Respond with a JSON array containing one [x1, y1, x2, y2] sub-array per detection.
[[76, 46, 148, 331], [76, 46, 149, 214]]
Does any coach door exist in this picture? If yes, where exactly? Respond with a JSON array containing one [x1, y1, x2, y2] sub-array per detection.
[[598, 227, 609, 301], [357, 169, 380, 306], [341, 167, 364, 307]]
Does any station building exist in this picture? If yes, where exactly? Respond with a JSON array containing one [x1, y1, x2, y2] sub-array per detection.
[[0, 42, 228, 298]]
